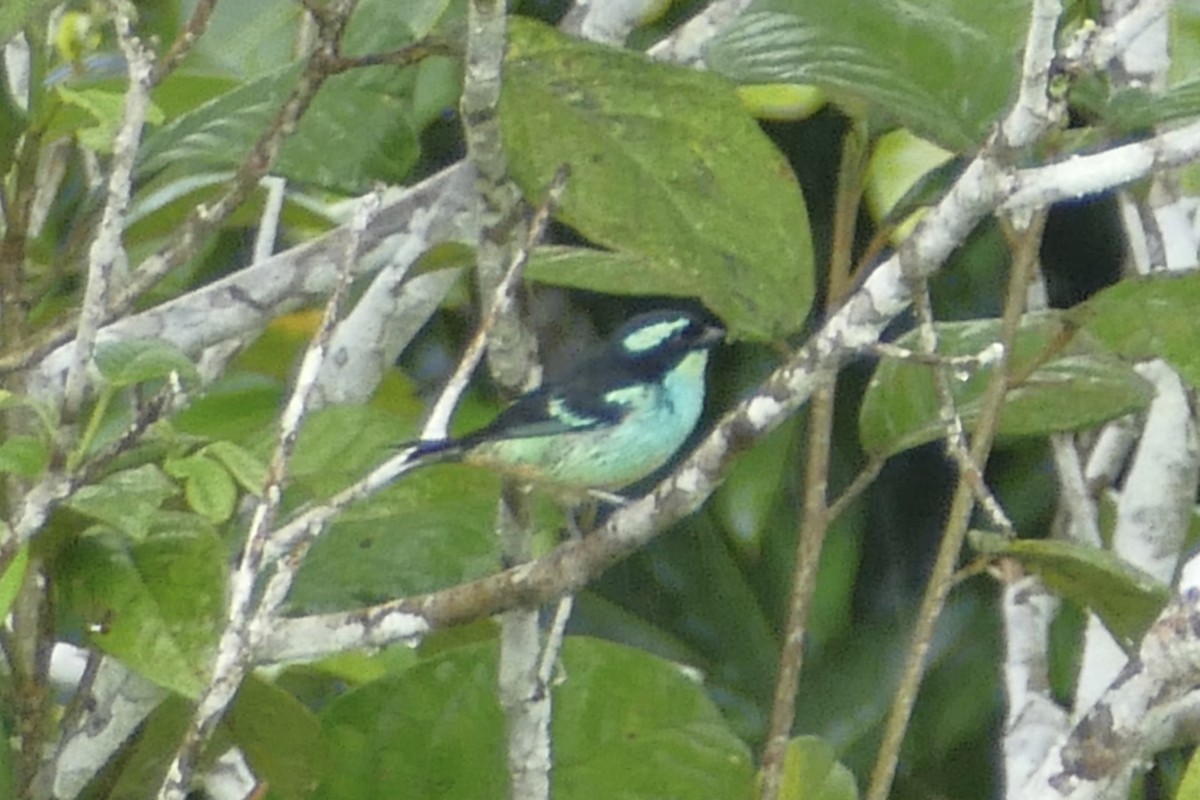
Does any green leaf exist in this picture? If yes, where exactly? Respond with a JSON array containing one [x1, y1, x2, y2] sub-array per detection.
[[1067, 272, 1200, 389], [286, 404, 551, 610], [0, 391, 57, 439], [126, 169, 339, 244], [554, 638, 755, 799], [1178, 745, 1200, 800], [713, 416, 799, 557], [52, 86, 165, 152], [164, 454, 238, 524], [0, 716, 11, 800], [590, 519, 781, 741], [0, 541, 29, 623], [770, 735, 859, 800], [174, 372, 283, 442], [136, 65, 298, 178], [275, 75, 420, 191], [792, 620, 906, 754], [863, 128, 958, 230], [151, 71, 241, 122], [502, 18, 813, 341], [736, 83, 826, 121], [99, 679, 324, 798], [970, 531, 1171, 647], [203, 440, 268, 496], [706, 0, 1030, 150], [526, 247, 701, 303], [0, 435, 48, 477], [0, 61, 25, 186], [224, 677, 326, 800], [171, 2, 301, 78], [286, 641, 420, 690], [0, 0, 58, 44], [94, 338, 200, 389], [288, 405, 409, 499], [58, 527, 226, 697], [178, 0, 449, 80], [98, 695, 191, 798], [316, 638, 753, 799], [315, 643, 504, 799], [136, 61, 422, 194], [859, 313, 1153, 458], [66, 464, 180, 540], [343, 0, 456, 48], [411, 54, 464, 131], [288, 467, 506, 611], [1089, 80, 1200, 132]]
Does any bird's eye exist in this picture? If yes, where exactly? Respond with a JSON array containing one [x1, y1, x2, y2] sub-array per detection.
[[675, 318, 704, 345]]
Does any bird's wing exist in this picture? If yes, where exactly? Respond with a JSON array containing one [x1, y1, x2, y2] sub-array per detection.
[[465, 382, 626, 443]]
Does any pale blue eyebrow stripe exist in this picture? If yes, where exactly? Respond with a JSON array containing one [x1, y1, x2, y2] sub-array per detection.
[[621, 319, 688, 352]]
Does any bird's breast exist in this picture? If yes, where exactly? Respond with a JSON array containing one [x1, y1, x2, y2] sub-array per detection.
[[463, 348, 710, 492]]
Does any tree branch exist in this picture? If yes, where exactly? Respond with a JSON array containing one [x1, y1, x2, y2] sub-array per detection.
[[254, 105, 1200, 665]]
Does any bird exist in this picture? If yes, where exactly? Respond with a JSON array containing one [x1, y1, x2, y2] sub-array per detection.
[[403, 309, 724, 500]]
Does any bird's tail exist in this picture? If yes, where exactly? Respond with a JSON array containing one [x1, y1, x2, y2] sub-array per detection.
[[397, 438, 465, 465]]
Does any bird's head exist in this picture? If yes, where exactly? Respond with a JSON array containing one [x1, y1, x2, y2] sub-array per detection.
[[609, 310, 725, 379]]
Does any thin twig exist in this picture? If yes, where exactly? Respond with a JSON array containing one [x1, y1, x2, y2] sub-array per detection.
[[825, 456, 886, 524], [252, 177, 287, 266], [537, 597, 574, 686], [37, 647, 104, 792], [0, 23, 48, 356], [63, 4, 154, 419], [870, 340, 1005, 371], [922, 220, 1048, 537], [864, 10, 1067, 768], [760, 123, 866, 800], [538, 526, 581, 690], [249, 190, 386, 620], [154, 9, 363, 795], [251, 166, 569, 662], [75, 373, 186, 485], [150, 0, 218, 85], [1049, 433, 1103, 547], [248, 170, 567, 606], [758, 378, 835, 800], [321, 39, 459, 73], [421, 166, 568, 440], [865, 211, 1045, 800]]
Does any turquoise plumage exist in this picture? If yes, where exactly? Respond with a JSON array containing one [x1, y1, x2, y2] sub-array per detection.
[[407, 310, 723, 496]]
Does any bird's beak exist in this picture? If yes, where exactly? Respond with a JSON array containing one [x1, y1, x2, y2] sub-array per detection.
[[700, 324, 725, 348]]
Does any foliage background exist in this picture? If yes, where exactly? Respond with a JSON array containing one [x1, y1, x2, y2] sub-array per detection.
[[2, 0, 1196, 799]]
